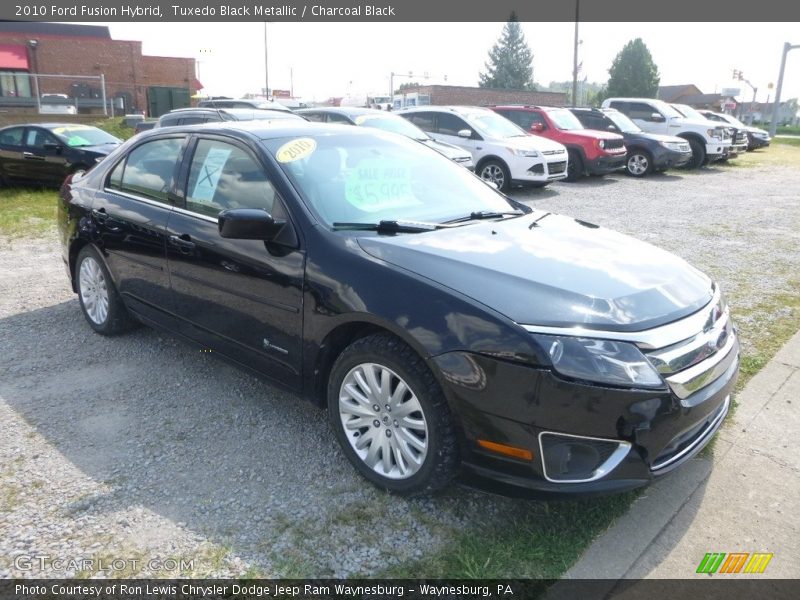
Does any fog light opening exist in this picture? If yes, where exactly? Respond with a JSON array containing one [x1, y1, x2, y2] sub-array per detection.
[[539, 432, 630, 483]]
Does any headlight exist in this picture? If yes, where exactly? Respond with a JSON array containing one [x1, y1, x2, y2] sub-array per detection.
[[507, 147, 539, 157], [598, 139, 606, 149], [532, 334, 665, 388], [707, 129, 723, 140], [661, 141, 687, 151]]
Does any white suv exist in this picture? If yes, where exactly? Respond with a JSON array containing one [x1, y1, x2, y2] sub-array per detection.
[[601, 98, 731, 168], [397, 106, 568, 191]]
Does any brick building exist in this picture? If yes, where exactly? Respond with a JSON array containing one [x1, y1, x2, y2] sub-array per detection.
[[393, 84, 567, 109], [0, 22, 199, 117]]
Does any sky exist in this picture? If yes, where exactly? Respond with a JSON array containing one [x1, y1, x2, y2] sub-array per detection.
[[87, 21, 800, 104]]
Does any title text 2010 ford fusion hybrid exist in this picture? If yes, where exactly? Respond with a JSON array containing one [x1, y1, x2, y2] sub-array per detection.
[[58, 120, 738, 496]]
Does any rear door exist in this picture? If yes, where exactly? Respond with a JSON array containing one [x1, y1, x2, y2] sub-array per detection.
[[165, 134, 305, 388], [91, 134, 188, 327], [0, 126, 27, 183]]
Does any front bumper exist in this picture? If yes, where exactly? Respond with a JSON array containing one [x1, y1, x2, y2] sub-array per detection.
[[512, 156, 568, 183], [747, 134, 771, 150], [586, 153, 627, 175], [705, 141, 732, 162], [652, 147, 693, 170], [432, 297, 739, 497]]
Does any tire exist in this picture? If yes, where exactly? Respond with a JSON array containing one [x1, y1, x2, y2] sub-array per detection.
[[625, 149, 653, 177], [327, 333, 459, 495], [683, 138, 706, 169], [565, 150, 584, 182], [478, 159, 511, 192], [75, 245, 136, 335]]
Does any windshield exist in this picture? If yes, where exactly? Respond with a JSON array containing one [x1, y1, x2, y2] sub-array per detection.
[[546, 108, 584, 131], [50, 125, 121, 147], [265, 131, 514, 227], [672, 104, 707, 121], [466, 112, 525, 138], [718, 114, 745, 127], [355, 114, 430, 140], [605, 111, 641, 133], [648, 100, 683, 119]]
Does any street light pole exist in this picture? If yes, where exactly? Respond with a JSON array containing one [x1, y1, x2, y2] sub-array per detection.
[[769, 42, 799, 137], [263, 22, 269, 99], [572, 0, 580, 107]]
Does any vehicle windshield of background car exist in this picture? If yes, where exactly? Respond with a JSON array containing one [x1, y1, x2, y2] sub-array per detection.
[[672, 104, 709, 121], [465, 112, 526, 138], [266, 131, 514, 227], [718, 114, 747, 127], [51, 125, 121, 148], [546, 108, 585, 131], [605, 111, 642, 133], [355, 114, 431, 140], [650, 100, 684, 119]]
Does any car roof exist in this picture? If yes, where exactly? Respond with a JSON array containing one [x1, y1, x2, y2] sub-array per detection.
[[298, 106, 390, 116], [163, 107, 298, 118], [0, 123, 96, 130], [135, 119, 375, 141]]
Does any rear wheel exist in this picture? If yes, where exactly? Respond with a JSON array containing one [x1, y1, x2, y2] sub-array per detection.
[[565, 150, 584, 182], [328, 334, 458, 495], [683, 138, 706, 169], [479, 160, 511, 192], [76, 245, 136, 335], [626, 150, 653, 177]]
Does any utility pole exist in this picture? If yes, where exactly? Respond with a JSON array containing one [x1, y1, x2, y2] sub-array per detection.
[[572, 0, 580, 107], [770, 42, 799, 137], [263, 22, 269, 99]]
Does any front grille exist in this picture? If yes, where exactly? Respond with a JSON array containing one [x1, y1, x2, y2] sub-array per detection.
[[735, 131, 748, 144], [678, 143, 691, 152], [547, 161, 567, 174], [644, 297, 738, 400], [542, 149, 566, 156], [603, 138, 625, 151]]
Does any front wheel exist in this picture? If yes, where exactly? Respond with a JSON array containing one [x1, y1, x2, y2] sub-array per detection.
[[683, 139, 706, 169], [328, 334, 459, 495], [479, 160, 511, 192], [565, 150, 584, 182], [76, 245, 136, 335], [626, 150, 653, 177]]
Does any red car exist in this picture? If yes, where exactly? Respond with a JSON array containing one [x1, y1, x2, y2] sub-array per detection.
[[491, 105, 627, 181]]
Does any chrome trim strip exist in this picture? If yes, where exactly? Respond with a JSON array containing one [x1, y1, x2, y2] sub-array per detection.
[[103, 189, 219, 224], [519, 287, 720, 350], [538, 431, 631, 484], [651, 395, 730, 471], [646, 308, 731, 374], [665, 334, 739, 399]]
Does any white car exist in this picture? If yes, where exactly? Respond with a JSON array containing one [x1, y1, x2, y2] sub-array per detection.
[[39, 93, 77, 115], [397, 105, 568, 191], [602, 98, 731, 168]]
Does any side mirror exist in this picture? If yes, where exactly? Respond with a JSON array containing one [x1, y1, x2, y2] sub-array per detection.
[[607, 124, 619, 132], [218, 208, 285, 240], [43, 142, 62, 153], [530, 122, 545, 133], [649, 112, 666, 123], [457, 129, 473, 139]]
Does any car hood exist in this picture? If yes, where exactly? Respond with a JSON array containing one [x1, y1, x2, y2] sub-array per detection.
[[506, 135, 566, 153], [421, 138, 471, 160], [75, 143, 120, 156], [624, 131, 688, 144], [357, 211, 713, 331], [672, 116, 725, 130], [746, 126, 769, 135], [563, 129, 623, 142]]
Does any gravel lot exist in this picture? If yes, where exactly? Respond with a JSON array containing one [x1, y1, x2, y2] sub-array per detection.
[[1, 159, 798, 578]]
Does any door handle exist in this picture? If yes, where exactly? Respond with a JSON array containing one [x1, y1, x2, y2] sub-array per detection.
[[23, 152, 44, 161], [169, 234, 196, 251], [91, 208, 109, 223]]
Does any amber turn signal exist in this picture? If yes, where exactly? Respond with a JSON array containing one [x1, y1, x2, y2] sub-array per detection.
[[477, 439, 534, 461]]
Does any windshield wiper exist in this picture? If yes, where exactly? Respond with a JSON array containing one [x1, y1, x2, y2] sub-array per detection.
[[444, 210, 524, 224], [332, 220, 444, 233]]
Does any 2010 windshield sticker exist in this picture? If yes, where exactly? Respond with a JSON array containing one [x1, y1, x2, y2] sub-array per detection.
[[276, 138, 317, 163], [191, 147, 232, 202], [344, 159, 421, 213]]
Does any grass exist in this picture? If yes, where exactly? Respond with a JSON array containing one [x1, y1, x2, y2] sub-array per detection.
[[92, 116, 136, 141], [773, 136, 800, 147], [0, 187, 58, 238], [776, 125, 800, 136]]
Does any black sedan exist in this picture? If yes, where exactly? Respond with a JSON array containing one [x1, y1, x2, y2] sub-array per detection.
[[570, 108, 693, 176], [296, 106, 474, 169], [58, 121, 738, 496], [0, 123, 121, 187]]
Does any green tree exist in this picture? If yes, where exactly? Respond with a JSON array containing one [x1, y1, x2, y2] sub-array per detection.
[[479, 13, 535, 90], [606, 38, 660, 98], [394, 82, 420, 94]]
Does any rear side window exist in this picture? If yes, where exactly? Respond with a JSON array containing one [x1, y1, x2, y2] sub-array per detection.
[[436, 113, 468, 136], [627, 102, 658, 120], [185, 139, 277, 218], [111, 137, 184, 202], [0, 127, 24, 146], [502, 110, 542, 130], [326, 113, 352, 124], [302, 112, 325, 122]]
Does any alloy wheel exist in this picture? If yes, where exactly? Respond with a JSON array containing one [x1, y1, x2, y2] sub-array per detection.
[[480, 164, 505, 189], [338, 362, 428, 479], [627, 153, 649, 176], [79, 256, 110, 325]]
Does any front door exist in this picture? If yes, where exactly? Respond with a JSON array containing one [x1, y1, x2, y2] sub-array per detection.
[[165, 135, 305, 388], [22, 126, 70, 186]]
